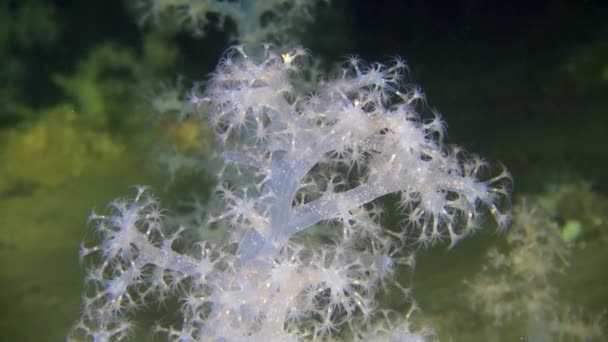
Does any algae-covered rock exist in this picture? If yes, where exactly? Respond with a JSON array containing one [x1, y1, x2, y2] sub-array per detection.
[[0, 105, 123, 194]]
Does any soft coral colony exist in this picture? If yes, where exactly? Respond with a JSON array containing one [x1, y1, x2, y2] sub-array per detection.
[[70, 45, 511, 341]]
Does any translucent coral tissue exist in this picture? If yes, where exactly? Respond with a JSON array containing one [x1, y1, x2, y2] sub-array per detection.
[[70, 45, 511, 341]]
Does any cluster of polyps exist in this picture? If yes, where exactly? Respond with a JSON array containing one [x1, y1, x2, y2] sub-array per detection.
[[71, 45, 510, 341]]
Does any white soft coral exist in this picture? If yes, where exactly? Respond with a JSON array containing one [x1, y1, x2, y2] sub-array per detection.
[[72, 45, 511, 341]]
